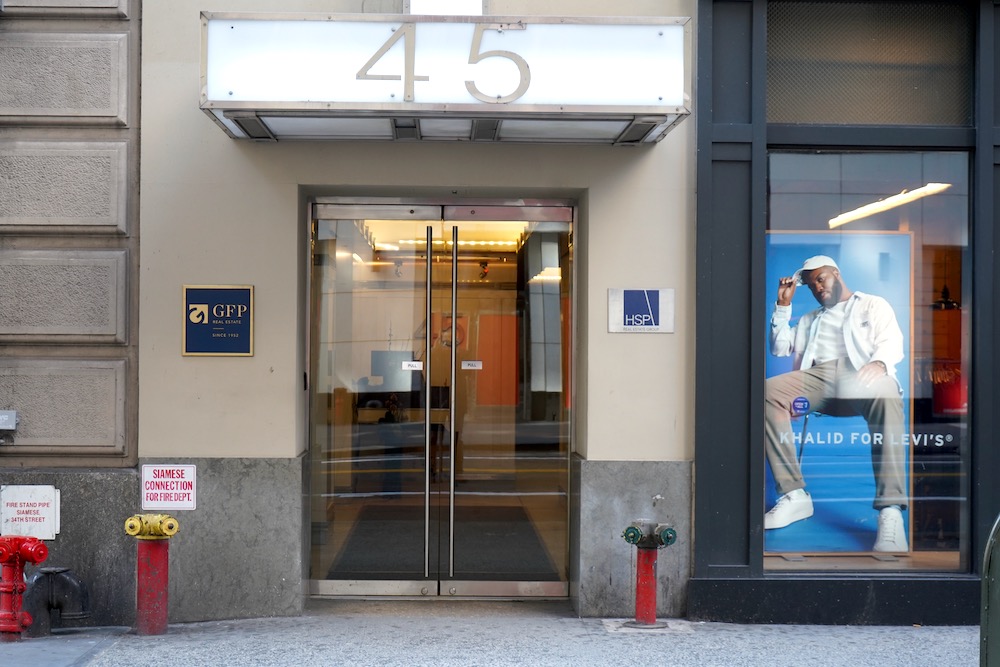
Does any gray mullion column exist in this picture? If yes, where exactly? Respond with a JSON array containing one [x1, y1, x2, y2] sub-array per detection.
[[973, 0, 1000, 574], [694, 0, 763, 579]]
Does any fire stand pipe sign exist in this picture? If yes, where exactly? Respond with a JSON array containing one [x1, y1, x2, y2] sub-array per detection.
[[608, 288, 675, 333], [142, 465, 197, 511], [1, 485, 60, 540]]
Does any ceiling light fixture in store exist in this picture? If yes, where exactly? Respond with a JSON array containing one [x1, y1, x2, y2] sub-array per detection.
[[529, 267, 562, 283], [828, 182, 952, 229], [932, 284, 960, 310]]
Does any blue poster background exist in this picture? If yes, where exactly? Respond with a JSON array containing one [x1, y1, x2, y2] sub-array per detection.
[[764, 232, 911, 552]]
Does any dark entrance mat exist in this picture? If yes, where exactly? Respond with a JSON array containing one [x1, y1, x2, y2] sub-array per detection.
[[327, 504, 560, 581]]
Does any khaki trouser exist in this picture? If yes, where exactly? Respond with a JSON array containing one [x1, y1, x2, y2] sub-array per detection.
[[765, 358, 907, 509]]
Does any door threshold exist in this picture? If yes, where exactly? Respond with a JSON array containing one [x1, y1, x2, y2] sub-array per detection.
[[310, 579, 568, 597]]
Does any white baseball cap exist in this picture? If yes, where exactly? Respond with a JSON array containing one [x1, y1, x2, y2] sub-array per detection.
[[793, 255, 839, 286]]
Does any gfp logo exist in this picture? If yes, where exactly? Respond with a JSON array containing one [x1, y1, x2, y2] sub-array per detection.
[[188, 304, 209, 324], [188, 303, 248, 324], [623, 290, 659, 327]]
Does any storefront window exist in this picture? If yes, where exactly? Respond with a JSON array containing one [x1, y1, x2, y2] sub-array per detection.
[[764, 151, 969, 571]]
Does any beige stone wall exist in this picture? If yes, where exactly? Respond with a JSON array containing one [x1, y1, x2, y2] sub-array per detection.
[[0, 0, 139, 466], [0, 1, 127, 16], [139, 0, 696, 462]]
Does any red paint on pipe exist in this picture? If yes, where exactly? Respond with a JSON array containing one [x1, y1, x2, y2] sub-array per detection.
[[0, 536, 48, 642], [135, 539, 169, 635], [634, 547, 658, 625]]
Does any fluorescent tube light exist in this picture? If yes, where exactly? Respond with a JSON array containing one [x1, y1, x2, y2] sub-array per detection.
[[828, 183, 952, 229]]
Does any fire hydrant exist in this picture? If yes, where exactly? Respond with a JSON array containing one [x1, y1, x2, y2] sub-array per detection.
[[124, 514, 179, 635], [621, 519, 677, 628], [0, 536, 49, 642]]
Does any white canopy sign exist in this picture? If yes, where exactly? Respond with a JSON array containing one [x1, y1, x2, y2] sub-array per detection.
[[201, 13, 691, 144]]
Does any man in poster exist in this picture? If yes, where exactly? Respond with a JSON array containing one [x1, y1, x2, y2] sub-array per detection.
[[764, 255, 908, 552]]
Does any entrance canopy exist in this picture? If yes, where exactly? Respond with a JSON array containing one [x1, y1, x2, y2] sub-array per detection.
[[201, 13, 691, 145]]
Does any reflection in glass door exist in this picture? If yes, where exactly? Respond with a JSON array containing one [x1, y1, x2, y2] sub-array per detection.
[[307, 201, 572, 596]]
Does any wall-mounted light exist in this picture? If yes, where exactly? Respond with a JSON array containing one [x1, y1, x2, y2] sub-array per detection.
[[828, 182, 952, 229]]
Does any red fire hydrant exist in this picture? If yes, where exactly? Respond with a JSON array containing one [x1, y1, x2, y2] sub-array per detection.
[[621, 520, 678, 628], [124, 514, 179, 636], [0, 536, 49, 642]]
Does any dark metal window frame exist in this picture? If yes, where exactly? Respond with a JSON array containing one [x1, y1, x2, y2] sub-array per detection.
[[691, 0, 995, 624]]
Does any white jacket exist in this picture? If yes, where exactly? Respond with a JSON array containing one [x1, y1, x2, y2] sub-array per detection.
[[770, 291, 904, 379]]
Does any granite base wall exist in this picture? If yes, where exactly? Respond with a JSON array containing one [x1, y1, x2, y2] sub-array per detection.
[[141, 457, 305, 623], [6, 457, 690, 624], [1, 457, 305, 627], [0, 468, 139, 627], [570, 457, 692, 618]]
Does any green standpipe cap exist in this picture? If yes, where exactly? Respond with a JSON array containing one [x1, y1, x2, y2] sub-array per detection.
[[622, 525, 643, 545], [659, 527, 678, 546]]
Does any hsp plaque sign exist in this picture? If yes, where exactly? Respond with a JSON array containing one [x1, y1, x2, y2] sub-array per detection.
[[607, 288, 675, 333], [182, 285, 254, 356]]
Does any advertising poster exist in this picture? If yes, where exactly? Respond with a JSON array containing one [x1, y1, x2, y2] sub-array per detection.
[[764, 232, 911, 553]]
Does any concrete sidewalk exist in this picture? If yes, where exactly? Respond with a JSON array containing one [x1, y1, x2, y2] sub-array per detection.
[[0, 600, 981, 667]]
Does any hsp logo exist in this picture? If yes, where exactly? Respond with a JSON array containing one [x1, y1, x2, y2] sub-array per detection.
[[188, 304, 209, 324], [623, 290, 659, 327]]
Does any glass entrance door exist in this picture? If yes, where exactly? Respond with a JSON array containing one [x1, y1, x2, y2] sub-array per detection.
[[308, 201, 572, 596]]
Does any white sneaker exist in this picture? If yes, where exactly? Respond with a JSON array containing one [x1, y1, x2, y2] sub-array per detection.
[[873, 507, 908, 552], [764, 489, 814, 529]]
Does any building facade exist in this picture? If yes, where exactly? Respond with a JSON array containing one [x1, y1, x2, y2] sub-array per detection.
[[693, 0, 996, 624], [0, 0, 993, 628]]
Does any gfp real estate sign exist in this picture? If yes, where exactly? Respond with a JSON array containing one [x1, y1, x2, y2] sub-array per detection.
[[183, 285, 253, 356]]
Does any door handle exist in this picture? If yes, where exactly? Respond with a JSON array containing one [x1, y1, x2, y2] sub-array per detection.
[[424, 225, 433, 579], [448, 225, 458, 578]]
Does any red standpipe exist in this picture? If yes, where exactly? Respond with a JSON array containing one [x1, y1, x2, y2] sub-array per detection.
[[135, 539, 169, 635], [622, 522, 675, 629], [0, 536, 49, 642], [633, 547, 658, 626], [124, 514, 178, 636]]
